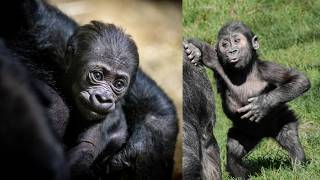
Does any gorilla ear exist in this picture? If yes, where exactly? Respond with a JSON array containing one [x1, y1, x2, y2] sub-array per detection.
[[214, 43, 218, 51], [252, 35, 259, 50]]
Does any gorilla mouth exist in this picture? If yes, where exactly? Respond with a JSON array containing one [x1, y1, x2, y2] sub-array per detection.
[[230, 58, 239, 63]]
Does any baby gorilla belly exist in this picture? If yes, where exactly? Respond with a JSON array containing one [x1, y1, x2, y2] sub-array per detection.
[[222, 78, 270, 120]]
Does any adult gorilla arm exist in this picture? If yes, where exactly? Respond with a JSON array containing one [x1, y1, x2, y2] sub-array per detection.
[[0, 41, 69, 180], [0, 0, 76, 138], [0, 0, 78, 82], [104, 70, 178, 180]]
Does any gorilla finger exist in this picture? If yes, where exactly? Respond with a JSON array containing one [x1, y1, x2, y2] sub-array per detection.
[[185, 48, 191, 54], [188, 54, 195, 59], [195, 51, 201, 57], [249, 115, 256, 121], [237, 104, 253, 113], [255, 116, 262, 123], [240, 110, 254, 119], [191, 58, 200, 64], [108, 153, 131, 171], [248, 97, 258, 102], [182, 41, 188, 49], [251, 105, 258, 110]]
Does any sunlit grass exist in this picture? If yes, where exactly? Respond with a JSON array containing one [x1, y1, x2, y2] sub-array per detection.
[[183, 0, 320, 179]]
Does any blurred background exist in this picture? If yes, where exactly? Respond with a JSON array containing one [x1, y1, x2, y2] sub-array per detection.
[[184, 0, 320, 179], [51, 0, 182, 178]]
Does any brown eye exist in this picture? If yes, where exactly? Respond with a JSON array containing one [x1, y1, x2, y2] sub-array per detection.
[[234, 39, 240, 43], [113, 79, 126, 90], [92, 71, 103, 81]]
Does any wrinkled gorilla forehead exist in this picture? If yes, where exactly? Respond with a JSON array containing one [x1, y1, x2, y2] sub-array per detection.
[[84, 36, 139, 68], [70, 21, 138, 62], [80, 48, 138, 75], [68, 21, 139, 78]]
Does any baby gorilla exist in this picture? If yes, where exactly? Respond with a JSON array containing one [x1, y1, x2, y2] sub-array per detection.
[[63, 22, 136, 178], [65, 22, 138, 121], [185, 21, 310, 179]]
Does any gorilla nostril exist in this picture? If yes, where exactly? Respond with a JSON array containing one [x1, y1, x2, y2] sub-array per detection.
[[95, 94, 113, 104], [229, 49, 238, 55]]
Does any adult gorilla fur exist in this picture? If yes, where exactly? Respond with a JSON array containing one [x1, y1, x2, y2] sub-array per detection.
[[0, 41, 68, 180], [183, 44, 221, 180]]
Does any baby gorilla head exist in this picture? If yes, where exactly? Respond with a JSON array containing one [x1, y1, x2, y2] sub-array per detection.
[[65, 21, 139, 121], [216, 21, 259, 70]]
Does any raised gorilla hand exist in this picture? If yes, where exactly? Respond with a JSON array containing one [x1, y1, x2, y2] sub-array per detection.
[[183, 39, 222, 71], [183, 40, 202, 66], [237, 95, 273, 123]]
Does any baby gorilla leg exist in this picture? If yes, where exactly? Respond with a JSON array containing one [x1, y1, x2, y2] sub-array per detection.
[[226, 127, 261, 179], [274, 120, 305, 164]]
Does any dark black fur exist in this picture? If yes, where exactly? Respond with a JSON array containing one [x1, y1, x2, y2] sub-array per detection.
[[185, 22, 311, 179], [0, 41, 68, 180], [0, 0, 178, 179], [183, 45, 221, 180]]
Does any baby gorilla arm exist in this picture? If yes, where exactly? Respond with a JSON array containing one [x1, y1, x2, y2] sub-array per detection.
[[259, 61, 311, 105], [238, 61, 311, 122], [67, 106, 127, 178], [183, 39, 237, 93]]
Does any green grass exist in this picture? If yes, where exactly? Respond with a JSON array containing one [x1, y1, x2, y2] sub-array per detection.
[[183, 0, 320, 179]]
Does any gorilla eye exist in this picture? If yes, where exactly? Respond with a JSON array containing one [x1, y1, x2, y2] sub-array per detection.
[[234, 39, 240, 43], [222, 42, 228, 48], [92, 71, 104, 81], [113, 79, 126, 90]]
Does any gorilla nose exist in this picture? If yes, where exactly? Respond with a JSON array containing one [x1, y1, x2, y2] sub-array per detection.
[[95, 93, 113, 104], [228, 49, 238, 55]]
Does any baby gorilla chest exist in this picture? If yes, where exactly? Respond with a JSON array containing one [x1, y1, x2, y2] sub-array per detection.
[[223, 78, 268, 116]]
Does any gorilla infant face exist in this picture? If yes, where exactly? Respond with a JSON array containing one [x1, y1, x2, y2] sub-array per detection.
[[72, 60, 131, 121], [66, 21, 139, 121], [218, 33, 253, 69], [217, 22, 259, 70]]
